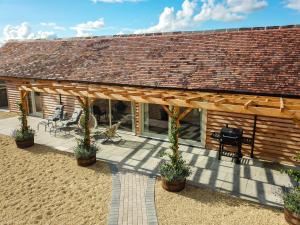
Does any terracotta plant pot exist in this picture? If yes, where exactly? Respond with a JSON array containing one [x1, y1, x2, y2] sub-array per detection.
[[76, 155, 96, 167], [284, 208, 300, 225], [161, 176, 186, 192], [15, 137, 34, 149]]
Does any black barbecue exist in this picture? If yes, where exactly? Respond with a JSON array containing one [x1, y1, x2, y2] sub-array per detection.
[[211, 124, 252, 164]]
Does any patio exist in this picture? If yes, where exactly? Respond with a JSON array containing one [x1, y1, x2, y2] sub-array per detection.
[[0, 115, 296, 208]]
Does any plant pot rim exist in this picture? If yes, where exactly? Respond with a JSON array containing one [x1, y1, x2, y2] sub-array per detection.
[[15, 136, 34, 142], [75, 154, 96, 160], [161, 176, 186, 183], [284, 207, 300, 217]]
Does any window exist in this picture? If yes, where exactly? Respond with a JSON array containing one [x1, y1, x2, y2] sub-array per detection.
[[92, 99, 135, 132], [0, 81, 8, 109]]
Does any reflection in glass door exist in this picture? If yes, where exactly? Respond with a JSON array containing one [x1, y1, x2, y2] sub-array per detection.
[[179, 108, 202, 144], [142, 104, 169, 138], [27, 92, 43, 117]]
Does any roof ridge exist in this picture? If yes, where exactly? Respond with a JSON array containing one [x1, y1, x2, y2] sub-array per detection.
[[4, 24, 300, 44]]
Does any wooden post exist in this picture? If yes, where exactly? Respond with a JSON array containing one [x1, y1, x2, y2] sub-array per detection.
[[84, 97, 91, 148], [19, 90, 28, 132], [76, 96, 91, 149], [162, 105, 193, 160]]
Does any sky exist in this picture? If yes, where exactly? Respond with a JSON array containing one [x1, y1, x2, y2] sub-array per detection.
[[0, 0, 299, 44]]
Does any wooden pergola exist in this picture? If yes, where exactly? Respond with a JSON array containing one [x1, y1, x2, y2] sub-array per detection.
[[3, 77, 300, 126]]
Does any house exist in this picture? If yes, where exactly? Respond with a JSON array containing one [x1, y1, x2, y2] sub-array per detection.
[[0, 25, 299, 165]]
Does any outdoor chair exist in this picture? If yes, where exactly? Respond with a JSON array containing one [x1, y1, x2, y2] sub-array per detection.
[[50, 108, 82, 136], [37, 105, 64, 131], [101, 121, 122, 143]]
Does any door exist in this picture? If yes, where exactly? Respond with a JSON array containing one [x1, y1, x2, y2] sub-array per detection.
[[0, 81, 8, 109], [27, 92, 43, 117]]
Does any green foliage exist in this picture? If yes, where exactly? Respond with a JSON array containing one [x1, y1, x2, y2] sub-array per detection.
[[160, 153, 191, 182], [283, 190, 300, 216], [74, 98, 97, 159], [73, 138, 98, 159], [12, 128, 34, 141], [169, 109, 180, 158], [282, 151, 300, 215], [159, 107, 191, 182], [13, 102, 34, 141]]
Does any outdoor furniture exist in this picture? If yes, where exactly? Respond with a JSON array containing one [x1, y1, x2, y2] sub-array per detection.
[[211, 124, 252, 164], [101, 121, 122, 143], [37, 105, 64, 131], [50, 108, 82, 136]]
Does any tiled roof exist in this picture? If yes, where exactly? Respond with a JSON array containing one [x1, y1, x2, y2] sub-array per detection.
[[0, 25, 300, 97]]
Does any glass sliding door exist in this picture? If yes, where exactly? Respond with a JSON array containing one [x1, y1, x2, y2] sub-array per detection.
[[27, 92, 43, 117], [92, 99, 110, 127], [111, 100, 134, 132], [142, 103, 169, 138], [179, 108, 202, 144], [142, 103, 204, 146], [0, 81, 8, 109], [92, 99, 135, 133]]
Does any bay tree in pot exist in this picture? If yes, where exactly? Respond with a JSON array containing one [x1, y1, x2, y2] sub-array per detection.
[[160, 107, 191, 192], [74, 98, 98, 167], [283, 152, 300, 225], [12, 102, 34, 149]]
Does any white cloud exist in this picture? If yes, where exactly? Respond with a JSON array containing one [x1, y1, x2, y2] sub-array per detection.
[[285, 0, 300, 11], [135, 0, 197, 33], [194, 0, 267, 22], [136, 0, 268, 33], [3, 22, 33, 40], [2, 22, 57, 45], [70, 18, 105, 37], [91, 0, 141, 3], [40, 22, 65, 30], [227, 0, 268, 13]]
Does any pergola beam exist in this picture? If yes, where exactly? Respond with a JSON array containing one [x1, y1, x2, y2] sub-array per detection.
[[12, 79, 300, 124]]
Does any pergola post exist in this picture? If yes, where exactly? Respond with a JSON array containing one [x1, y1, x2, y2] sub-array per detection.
[[162, 105, 193, 159], [19, 90, 28, 132], [76, 96, 91, 148]]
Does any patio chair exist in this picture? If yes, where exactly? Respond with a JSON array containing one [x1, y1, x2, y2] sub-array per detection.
[[50, 108, 82, 136], [37, 105, 64, 131], [101, 121, 122, 143]]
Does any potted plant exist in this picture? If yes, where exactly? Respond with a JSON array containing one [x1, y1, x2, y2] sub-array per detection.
[[160, 107, 191, 192], [74, 138, 98, 167], [12, 102, 34, 148], [74, 97, 98, 167], [283, 152, 300, 225]]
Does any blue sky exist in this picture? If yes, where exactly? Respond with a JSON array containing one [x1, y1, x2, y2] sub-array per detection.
[[0, 0, 299, 42]]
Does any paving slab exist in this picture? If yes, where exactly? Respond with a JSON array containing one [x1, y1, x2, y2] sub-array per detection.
[[0, 116, 296, 208]]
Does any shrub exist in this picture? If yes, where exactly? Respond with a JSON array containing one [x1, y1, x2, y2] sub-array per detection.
[[13, 102, 34, 141], [284, 190, 300, 216], [12, 128, 34, 141], [73, 138, 98, 159], [160, 153, 191, 182], [159, 107, 191, 182], [282, 151, 300, 215]]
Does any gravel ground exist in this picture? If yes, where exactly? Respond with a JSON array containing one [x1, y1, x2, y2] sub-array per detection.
[[155, 180, 286, 225], [0, 135, 112, 225]]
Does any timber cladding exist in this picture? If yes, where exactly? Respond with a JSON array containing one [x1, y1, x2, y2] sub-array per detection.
[[206, 111, 300, 165], [6, 82, 80, 118]]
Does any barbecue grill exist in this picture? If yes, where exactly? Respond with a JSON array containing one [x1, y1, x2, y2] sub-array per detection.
[[210, 124, 246, 164]]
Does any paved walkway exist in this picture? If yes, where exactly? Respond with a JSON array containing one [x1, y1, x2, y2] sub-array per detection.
[[109, 165, 157, 225], [0, 116, 297, 208]]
